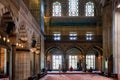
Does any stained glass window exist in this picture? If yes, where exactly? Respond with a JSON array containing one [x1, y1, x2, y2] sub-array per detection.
[[85, 2, 94, 16], [52, 2, 61, 16], [69, 0, 78, 16]]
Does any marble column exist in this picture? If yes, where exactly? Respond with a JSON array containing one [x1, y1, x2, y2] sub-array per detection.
[[113, 9, 120, 78]]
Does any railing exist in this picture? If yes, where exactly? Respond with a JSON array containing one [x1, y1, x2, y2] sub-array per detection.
[[45, 35, 102, 42]]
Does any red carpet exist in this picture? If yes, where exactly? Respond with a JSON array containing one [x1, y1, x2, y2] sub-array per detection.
[[40, 74, 114, 80]]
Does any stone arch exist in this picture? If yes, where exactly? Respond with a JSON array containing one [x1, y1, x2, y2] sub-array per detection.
[[46, 46, 61, 53], [85, 46, 103, 71], [46, 47, 64, 55], [66, 47, 83, 60], [93, 46, 103, 55], [0, 2, 17, 78], [66, 46, 84, 55], [65, 47, 84, 70], [0, 10, 15, 36], [86, 47, 99, 56], [86, 45, 103, 56], [66, 47, 82, 54], [46, 47, 64, 70], [0, 2, 16, 46]]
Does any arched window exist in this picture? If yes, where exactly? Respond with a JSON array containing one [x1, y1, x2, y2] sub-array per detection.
[[69, 0, 78, 16], [85, 2, 94, 16], [52, 2, 61, 16], [86, 54, 95, 69], [52, 55, 62, 69], [69, 55, 77, 69]]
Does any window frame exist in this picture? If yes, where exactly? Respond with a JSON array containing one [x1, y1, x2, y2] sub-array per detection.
[[69, 0, 78, 16], [53, 32, 61, 41], [85, 1, 94, 17], [52, 1, 61, 16], [69, 32, 77, 40], [86, 54, 95, 69], [69, 55, 78, 69], [52, 55, 62, 70], [86, 33, 93, 41]]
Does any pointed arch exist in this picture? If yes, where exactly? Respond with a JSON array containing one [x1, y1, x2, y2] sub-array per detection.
[[46, 47, 64, 70], [86, 46, 103, 70], [46, 46, 64, 54], [66, 47, 83, 55], [66, 47, 84, 70]]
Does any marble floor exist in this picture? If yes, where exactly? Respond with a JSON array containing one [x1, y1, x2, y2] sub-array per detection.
[[40, 74, 114, 80]]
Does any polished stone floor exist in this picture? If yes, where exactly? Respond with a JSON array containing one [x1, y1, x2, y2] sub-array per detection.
[[40, 74, 113, 80]]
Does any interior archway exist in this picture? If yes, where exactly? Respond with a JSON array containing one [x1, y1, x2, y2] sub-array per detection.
[[86, 47, 102, 71], [0, 2, 16, 78], [66, 47, 83, 70], [46, 47, 64, 70]]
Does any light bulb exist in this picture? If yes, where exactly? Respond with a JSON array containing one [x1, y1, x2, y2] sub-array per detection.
[[19, 44, 22, 47], [16, 43, 18, 46], [3, 37, 6, 41], [7, 39, 10, 42], [21, 45, 24, 48]]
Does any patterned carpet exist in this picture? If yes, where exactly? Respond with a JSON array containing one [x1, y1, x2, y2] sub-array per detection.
[[40, 74, 114, 80], [0, 78, 9, 80]]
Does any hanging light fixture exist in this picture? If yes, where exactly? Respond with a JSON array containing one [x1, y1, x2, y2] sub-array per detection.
[[16, 41, 24, 48], [16, 43, 18, 46], [35, 49, 40, 55], [18, 43, 22, 47], [21, 45, 24, 48], [7, 39, 10, 43], [117, 0, 120, 8], [117, 4, 120, 8], [3, 37, 6, 41], [30, 48, 36, 53]]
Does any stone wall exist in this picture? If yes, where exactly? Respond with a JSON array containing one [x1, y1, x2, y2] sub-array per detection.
[[15, 51, 30, 80]]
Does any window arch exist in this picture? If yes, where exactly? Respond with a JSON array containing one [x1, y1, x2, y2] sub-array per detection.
[[85, 1, 94, 16], [52, 2, 61, 16], [69, 0, 78, 16]]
